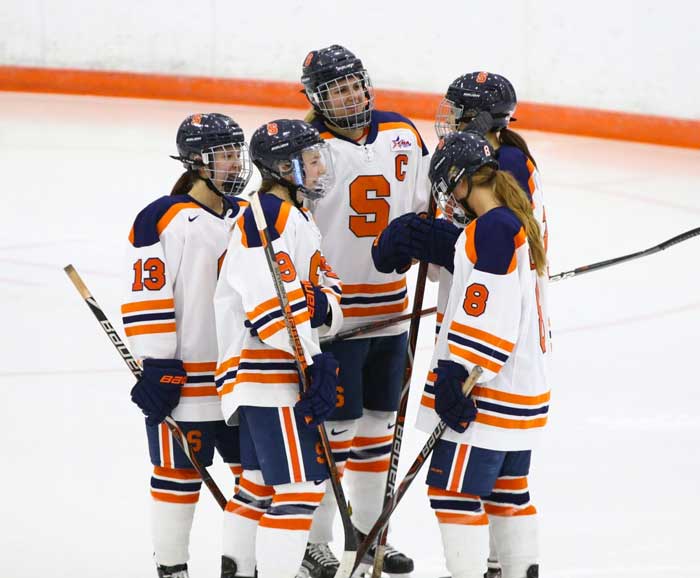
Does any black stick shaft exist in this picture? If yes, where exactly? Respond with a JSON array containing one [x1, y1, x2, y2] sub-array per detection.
[[549, 225, 700, 282], [64, 264, 228, 510]]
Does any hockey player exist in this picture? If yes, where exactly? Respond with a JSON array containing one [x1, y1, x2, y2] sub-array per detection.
[[214, 119, 344, 578], [419, 131, 548, 578], [372, 72, 547, 578], [298, 44, 430, 577], [124, 113, 252, 578]]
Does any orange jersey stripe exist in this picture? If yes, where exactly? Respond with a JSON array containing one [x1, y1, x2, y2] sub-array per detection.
[[449, 321, 515, 353], [258, 311, 311, 340], [183, 361, 217, 372], [180, 385, 218, 397], [420, 394, 435, 409], [275, 201, 292, 234], [235, 372, 298, 384], [157, 202, 199, 236], [342, 300, 408, 318], [472, 386, 550, 406], [352, 435, 393, 447], [345, 459, 390, 473], [342, 279, 406, 294], [239, 349, 294, 360], [484, 504, 537, 517], [121, 298, 174, 314], [248, 288, 305, 320], [448, 344, 503, 374], [259, 515, 312, 531], [150, 490, 199, 504], [225, 502, 265, 521], [153, 466, 200, 480], [216, 356, 240, 376], [493, 477, 529, 491], [435, 512, 488, 526], [475, 413, 548, 430], [125, 322, 176, 337]]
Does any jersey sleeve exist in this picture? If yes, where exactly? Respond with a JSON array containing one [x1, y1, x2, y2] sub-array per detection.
[[121, 199, 184, 361], [412, 127, 432, 214], [225, 204, 321, 366], [445, 212, 524, 382]]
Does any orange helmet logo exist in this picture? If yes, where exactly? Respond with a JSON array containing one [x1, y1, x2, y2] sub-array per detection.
[[191, 114, 203, 126], [476, 72, 488, 83], [304, 52, 315, 67], [267, 122, 278, 136]]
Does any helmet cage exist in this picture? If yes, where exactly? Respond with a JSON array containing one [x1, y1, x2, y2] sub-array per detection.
[[195, 141, 252, 195], [307, 71, 375, 130]]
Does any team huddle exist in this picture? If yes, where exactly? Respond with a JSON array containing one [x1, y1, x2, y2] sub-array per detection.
[[122, 44, 550, 578]]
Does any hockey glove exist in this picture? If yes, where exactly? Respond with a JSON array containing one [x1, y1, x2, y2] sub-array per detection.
[[130, 358, 186, 427], [404, 213, 461, 273], [462, 111, 494, 136], [301, 281, 330, 328], [433, 359, 477, 433], [295, 352, 340, 428], [371, 212, 415, 274]]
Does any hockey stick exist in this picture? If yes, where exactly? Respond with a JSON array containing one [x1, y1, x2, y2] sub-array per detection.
[[320, 306, 438, 345], [341, 366, 484, 578], [549, 225, 700, 282], [63, 264, 228, 510], [370, 198, 438, 578], [246, 193, 358, 575]]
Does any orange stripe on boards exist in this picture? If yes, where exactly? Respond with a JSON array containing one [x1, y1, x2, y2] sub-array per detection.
[[151, 490, 199, 504], [183, 361, 217, 372], [449, 321, 515, 352], [484, 504, 537, 517], [125, 322, 176, 337], [475, 413, 548, 430], [493, 477, 528, 491], [225, 502, 265, 520], [471, 385, 550, 406], [121, 298, 174, 314], [342, 279, 407, 294], [435, 512, 488, 526], [342, 300, 408, 318], [153, 466, 201, 480], [345, 459, 390, 473], [259, 515, 312, 531], [448, 344, 502, 374], [282, 407, 303, 483], [160, 423, 172, 469], [449, 445, 469, 492], [2, 66, 699, 148]]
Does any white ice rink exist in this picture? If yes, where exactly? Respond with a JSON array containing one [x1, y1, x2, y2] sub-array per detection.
[[1, 91, 699, 578]]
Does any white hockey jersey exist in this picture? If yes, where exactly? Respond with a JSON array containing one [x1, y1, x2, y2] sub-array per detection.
[[214, 192, 343, 425], [416, 207, 551, 451], [307, 111, 431, 337], [122, 194, 246, 422]]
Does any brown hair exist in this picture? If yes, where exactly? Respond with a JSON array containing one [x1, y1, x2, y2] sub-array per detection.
[[170, 170, 198, 196], [498, 127, 537, 168], [472, 167, 547, 275]]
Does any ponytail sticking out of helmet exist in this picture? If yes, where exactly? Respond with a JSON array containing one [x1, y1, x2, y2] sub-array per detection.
[[172, 113, 252, 196], [249, 119, 335, 203], [301, 44, 375, 130]]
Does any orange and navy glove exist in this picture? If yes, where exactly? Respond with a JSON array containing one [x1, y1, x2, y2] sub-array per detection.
[[295, 353, 340, 428], [301, 281, 330, 328], [130, 359, 186, 426]]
